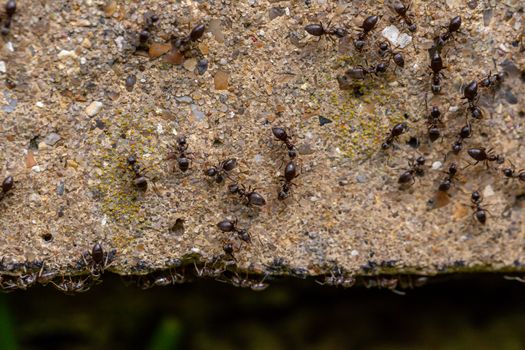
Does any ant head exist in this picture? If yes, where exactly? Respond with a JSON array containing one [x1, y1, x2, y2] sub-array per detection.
[[471, 191, 482, 203]]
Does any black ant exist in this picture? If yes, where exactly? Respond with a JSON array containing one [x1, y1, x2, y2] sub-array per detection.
[[433, 16, 462, 53], [304, 21, 347, 40], [438, 162, 458, 192], [354, 15, 380, 51], [1, 0, 16, 36], [272, 127, 297, 159], [425, 99, 443, 142], [137, 13, 159, 49], [172, 23, 206, 53], [449, 120, 472, 155], [429, 51, 445, 94], [466, 147, 505, 168], [467, 104, 483, 120], [1, 175, 14, 200], [462, 80, 479, 106], [342, 62, 389, 81], [377, 42, 405, 70], [392, 1, 416, 32], [228, 183, 266, 206], [82, 243, 115, 277], [217, 218, 251, 243], [166, 135, 191, 172], [278, 161, 300, 200], [470, 191, 488, 224], [126, 155, 154, 192], [502, 161, 525, 182], [381, 122, 409, 149], [398, 156, 425, 187], [204, 158, 237, 183]]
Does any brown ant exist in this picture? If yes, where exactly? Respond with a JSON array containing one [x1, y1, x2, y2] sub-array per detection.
[[127, 155, 155, 192], [1, 175, 14, 200], [398, 156, 425, 187], [166, 135, 191, 172], [228, 183, 266, 206], [502, 161, 525, 182], [204, 158, 237, 183], [381, 122, 409, 149], [392, 1, 416, 32], [354, 15, 380, 51], [278, 161, 300, 201], [272, 127, 297, 159], [429, 51, 445, 94], [217, 218, 251, 243], [304, 21, 347, 40], [466, 147, 505, 168], [82, 243, 115, 277], [438, 162, 458, 192], [470, 191, 488, 224]]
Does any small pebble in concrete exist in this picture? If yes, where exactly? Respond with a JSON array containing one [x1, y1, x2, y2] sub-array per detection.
[[85, 101, 103, 117], [44, 133, 61, 146]]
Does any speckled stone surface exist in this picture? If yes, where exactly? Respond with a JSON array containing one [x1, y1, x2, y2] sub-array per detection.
[[0, 0, 524, 290]]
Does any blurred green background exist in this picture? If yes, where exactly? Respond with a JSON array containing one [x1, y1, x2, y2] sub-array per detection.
[[1, 275, 524, 350]]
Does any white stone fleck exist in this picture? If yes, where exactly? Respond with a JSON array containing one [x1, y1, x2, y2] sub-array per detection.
[[449, 106, 459, 112], [85, 101, 103, 117], [432, 161, 443, 170], [31, 165, 42, 172], [351, 250, 359, 257], [115, 36, 125, 51], [58, 49, 78, 60], [6, 42, 14, 52], [191, 247, 201, 254], [254, 154, 263, 163], [36, 101, 44, 108], [0, 61, 6, 73], [156, 123, 164, 134], [381, 26, 412, 49], [483, 185, 495, 198]]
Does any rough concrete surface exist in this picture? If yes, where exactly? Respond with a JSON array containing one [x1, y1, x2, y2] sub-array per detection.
[[0, 0, 524, 291]]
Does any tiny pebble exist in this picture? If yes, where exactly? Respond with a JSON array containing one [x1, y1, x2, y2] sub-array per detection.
[[125, 75, 136, 92], [483, 185, 495, 198], [504, 89, 518, 104], [190, 104, 205, 121], [356, 174, 367, 183], [44, 133, 61, 146], [318, 115, 332, 126], [0, 61, 6, 73], [432, 161, 442, 170], [56, 181, 65, 196], [197, 59, 208, 75], [449, 106, 459, 112], [183, 58, 197, 72], [57, 49, 78, 60], [351, 250, 359, 257], [85, 101, 103, 117], [214, 70, 229, 90], [36, 101, 44, 108], [176, 96, 193, 104]]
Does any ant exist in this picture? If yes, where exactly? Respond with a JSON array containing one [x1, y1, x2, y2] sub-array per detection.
[[204, 158, 237, 183], [429, 51, 445, 94], [1, 0, 16, 36], [272, 127, 297, 159], [172, 23, 206, 53], [343, 62, 389, 81], [228, 183, 266, 206], [137, 13, 159, 49], [82, 243, 115, 277], [462, 80, 479, 106], [398, 156, 426, 187], [354, 15, 380, 51], [392, 1, 416, 32], [433, 16, 462, 53], [304, 21, 347, 40], [502, 161, 525, 182], [126, 155, 154, 192], [466, 147, 505, 168], [217, 219, 251, 243], [424, 99, 443, 142], [438, 162, 458, 192], [381, 122, 409, 149], [377, 42, 405, 70], [1, 175, 14, 200], [51, 276, 93, 294], [448, 119, 472, 155], [470, 191, 488, 224], [166, 135, 191, 172], [278, 160, 300, 201]]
